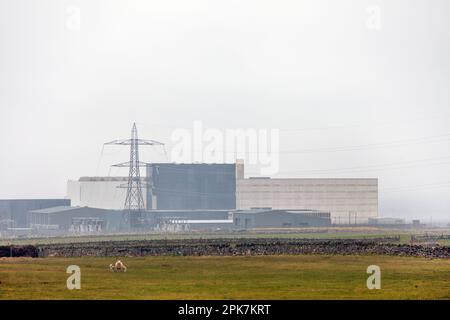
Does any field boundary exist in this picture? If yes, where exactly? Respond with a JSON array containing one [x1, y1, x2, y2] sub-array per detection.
[[1, 237, 448, 259]]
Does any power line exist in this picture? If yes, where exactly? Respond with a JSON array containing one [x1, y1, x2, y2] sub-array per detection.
[[170, 133, 450, 154], [247, 155, 450, 175], [104, 123, 164, 228], [382, 182, 450, 193]]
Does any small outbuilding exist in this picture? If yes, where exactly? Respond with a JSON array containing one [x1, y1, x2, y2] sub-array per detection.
[[230, 208, 331, 228], [28, 206, 124, 234]]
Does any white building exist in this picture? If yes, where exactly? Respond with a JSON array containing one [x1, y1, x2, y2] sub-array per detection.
[[67, 177, 147, 210]]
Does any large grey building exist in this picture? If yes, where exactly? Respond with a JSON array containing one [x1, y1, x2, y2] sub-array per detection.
[[147, 163, 236, 210]]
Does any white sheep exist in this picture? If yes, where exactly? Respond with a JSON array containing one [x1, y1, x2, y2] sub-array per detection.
[[109, 260, 127, 272]]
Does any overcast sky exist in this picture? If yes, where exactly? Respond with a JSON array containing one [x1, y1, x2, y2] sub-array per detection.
[[1, 0, 449, 220]]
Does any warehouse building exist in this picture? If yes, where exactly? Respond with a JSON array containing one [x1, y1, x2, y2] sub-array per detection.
[[231, 208, 331, 228], [143, 209, 230, 221], [368, 217, 405, 226], [153, 208, 331, 231], [28, 206, 124, 234], [0, 199, 71, 229], [23, 207, 330, 234]]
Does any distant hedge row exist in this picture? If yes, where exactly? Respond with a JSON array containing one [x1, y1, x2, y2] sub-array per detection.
[[0, 245, 39, 257]]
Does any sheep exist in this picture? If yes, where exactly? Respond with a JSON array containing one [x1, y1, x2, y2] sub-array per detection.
[[109, 260, 127, 272]]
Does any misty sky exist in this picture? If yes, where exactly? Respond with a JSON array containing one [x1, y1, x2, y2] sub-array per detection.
[[1, 0, 450, 220]]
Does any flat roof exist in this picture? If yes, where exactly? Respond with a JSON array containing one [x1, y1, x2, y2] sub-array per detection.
[[168, 219, 233, 224], [235, 208, 329, 214], [0, 199, 68, 202], [30, 206, 80, 214], [78, 177, 132, 182], [29, 206, 123, 214]]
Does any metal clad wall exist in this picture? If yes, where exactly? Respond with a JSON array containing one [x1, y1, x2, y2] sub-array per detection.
[[29, 207, 124, 231], [147, 164, 236, 210], [145, 210, 230, 220], [67, 179, 144, 210], [233, 210, 331, 228], [0, 199, 71, 227]]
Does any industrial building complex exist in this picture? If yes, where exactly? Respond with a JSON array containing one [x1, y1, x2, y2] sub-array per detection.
[[67, 161, 378, 225], [1, 124, 379, 237]]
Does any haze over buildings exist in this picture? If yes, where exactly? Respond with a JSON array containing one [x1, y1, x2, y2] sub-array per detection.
[[1, 0, 450, 221], [68, 162, 378, 224]]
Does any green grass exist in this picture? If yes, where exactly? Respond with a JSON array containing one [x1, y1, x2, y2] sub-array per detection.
[[0, 255, 448, 300], [0, 230, 423, 246], [3, 227, 449, 246], [438, 239, 450, 246]]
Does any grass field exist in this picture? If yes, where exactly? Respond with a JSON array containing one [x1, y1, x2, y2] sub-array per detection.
[[2, 227, 449, 246], [0, 229, 444, 246], [0, 255, 449, 300]]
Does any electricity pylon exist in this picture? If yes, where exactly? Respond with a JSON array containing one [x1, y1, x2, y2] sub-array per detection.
[[105, 123, 164, 228]]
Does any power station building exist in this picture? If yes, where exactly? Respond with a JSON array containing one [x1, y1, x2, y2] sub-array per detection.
[[67, 161, 378, 224], [236, 177, 378, 224], [146, 163, 236, 210], [67, 177, 139, 210]]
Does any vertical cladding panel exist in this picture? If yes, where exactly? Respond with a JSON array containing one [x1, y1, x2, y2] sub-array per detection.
[[147, 163, 236, 210], [78, 181, 131, 210], [234, 211, 331, 228], [67, 180, 81, 206], [67, 179, 139, 210]]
